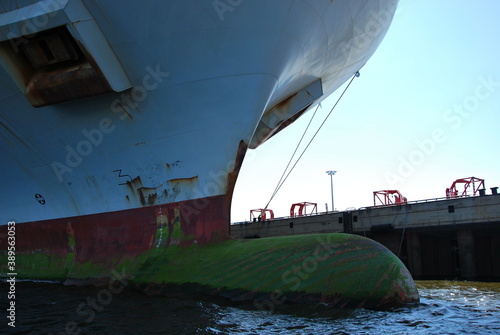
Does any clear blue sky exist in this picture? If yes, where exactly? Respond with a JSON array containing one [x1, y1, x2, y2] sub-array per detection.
[[231, 0, 500, 222]]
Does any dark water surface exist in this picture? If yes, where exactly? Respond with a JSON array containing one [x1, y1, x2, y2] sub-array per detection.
[[2, 280, 499, 334]]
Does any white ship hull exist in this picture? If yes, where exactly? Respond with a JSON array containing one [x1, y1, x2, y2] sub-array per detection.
[[0, 0, 398, 267]]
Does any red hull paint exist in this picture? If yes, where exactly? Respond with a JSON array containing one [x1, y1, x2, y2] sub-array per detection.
[[0, 195, 229, 265]]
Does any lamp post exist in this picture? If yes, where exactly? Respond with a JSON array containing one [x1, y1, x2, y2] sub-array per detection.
[[326, 170, 336, 212]]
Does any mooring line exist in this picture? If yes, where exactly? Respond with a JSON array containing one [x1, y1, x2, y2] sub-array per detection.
[[264, 71, 360, 210]]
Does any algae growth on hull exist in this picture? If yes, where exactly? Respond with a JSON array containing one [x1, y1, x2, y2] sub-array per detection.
[[3, 233, 419, 309]]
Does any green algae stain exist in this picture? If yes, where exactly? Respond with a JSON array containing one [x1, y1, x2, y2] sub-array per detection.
[[126, 234, 417, 304], [172, 209, 183, 239], [0, 233, 419, 307]]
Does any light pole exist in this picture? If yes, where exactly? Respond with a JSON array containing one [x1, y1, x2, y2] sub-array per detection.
[[326, 170, 336, 212]]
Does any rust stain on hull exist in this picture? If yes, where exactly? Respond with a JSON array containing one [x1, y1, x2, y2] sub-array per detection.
[[125, 175, 199, 207], [227, 140, 247, 206], [273, 91, 298, 110], [168, 176, 198, 184], [27, 63, 112, 106], [250, 79, 323, 149], [0, 26, 116, 107]]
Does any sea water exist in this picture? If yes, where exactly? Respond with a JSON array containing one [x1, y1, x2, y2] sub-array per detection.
[[1, 280, 499, 334]]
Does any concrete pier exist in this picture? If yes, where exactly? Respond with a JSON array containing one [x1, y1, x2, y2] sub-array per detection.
[[231, 193, 500, 281]]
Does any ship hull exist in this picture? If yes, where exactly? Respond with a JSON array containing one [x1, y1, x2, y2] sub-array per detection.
[[0, 0, 418, 307], [0, 0, 398, 225]]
